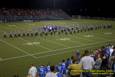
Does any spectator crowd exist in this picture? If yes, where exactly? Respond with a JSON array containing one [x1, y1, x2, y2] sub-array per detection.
[[27, 44, 115, 77], [0, 8, 70, 22]]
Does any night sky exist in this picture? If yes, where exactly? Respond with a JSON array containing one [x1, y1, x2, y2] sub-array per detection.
[[0, 0, 115, 17]]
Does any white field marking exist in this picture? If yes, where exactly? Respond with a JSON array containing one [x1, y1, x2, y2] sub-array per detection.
[[0, 41, 102, 61], [99, 33, 115, 40], [84, 35, 94, 38], [79, 34, 100, 41], [46, 40, 66, 47], [0, 57, 2, 61], [76, 36, 93, 42], [104, 32, 112, 35], [36, 43, 102, 59], [0, 55, 29, 61], [24, 42, 40, 46], [77, 35, 108, 44], [19, 38, 51, 50], [57, 37, 78, 44], [0, 39, 37, 59], [8, 25, 16, 27], [90, 33, 114, 41], [78, 33, 113, 44], [1, 39, 115, 62], [58, 38, 71, 41]]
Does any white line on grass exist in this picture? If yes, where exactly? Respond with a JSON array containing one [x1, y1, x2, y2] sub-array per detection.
[[0, 39, 115, 62], [88, 33, 115, 42], [36, 43, 103, 59], [0, 39, 37, 59], [76, 36, 93, 42], [19, 38, 51, 50], [46, 40, 66, 47], [97, 33, 115, 40], [0, 57, 2, 61], [34, 39, 115, 56], [76, 35, 106, 43]]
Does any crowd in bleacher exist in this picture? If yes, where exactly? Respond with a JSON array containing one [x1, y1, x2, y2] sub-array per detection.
[[0, 8, 70, 22], [27, 44, 115, 77], [0, 8, 63, 16]]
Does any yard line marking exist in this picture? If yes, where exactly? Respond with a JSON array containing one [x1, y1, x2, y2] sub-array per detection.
[[97, 33, 115, 40], [0, 57, 2, 61], [90, 33, 115, 41], [0, 39, 37, 59], [104, 32, 112, 35], [0, 55, 28, 61], [76, 36, 93, 42], [19, 38, 51, 50], [76, 35, 106, 42], [46, 40, 66, 47], [36, 43, 103, 59], [34, 39, 115, 56], [0, 42, 101, 61], [0, 39, 115, 62]]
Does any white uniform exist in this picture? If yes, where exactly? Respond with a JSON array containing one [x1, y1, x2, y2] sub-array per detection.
[[45, 72, 57, 77], [80, 56, 95, 70], [110, 47, 113, 56], [28, 66, 37, 77]]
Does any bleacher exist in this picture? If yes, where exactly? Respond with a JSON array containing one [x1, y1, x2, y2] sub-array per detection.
[[0, 8, 71, 22]]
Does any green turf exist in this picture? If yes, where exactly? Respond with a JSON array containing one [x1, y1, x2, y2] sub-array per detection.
[[0, 19, 115, 77]]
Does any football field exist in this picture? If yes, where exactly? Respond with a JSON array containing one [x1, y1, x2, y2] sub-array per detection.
[[0, 19, 115, 77]]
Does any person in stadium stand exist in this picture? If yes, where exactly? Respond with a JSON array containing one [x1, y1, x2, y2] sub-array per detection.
[[38, 65, 46, 77], [93, 54, 102, 70], [28, 64, 38, 77], [46, 65, 51, 73], [111, 46, 115, 77], [109, 45, 114, 56], [79, 50, 95, 77], [61, 60, 66, 74], [68, 60, 82, 77], [75, 51, 81, 63], [100, 46, 110, 70], [45, 65, 57, 77], [65, 58, 72, 69]]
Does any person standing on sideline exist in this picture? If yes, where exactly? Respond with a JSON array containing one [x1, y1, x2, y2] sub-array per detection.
[[28, 64, 38, 77]]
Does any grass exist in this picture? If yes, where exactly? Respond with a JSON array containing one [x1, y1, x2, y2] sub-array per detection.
[[0, 19, 115, 77]]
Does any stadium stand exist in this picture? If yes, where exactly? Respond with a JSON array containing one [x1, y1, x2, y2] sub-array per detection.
[[0, 8, 71, 22]]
